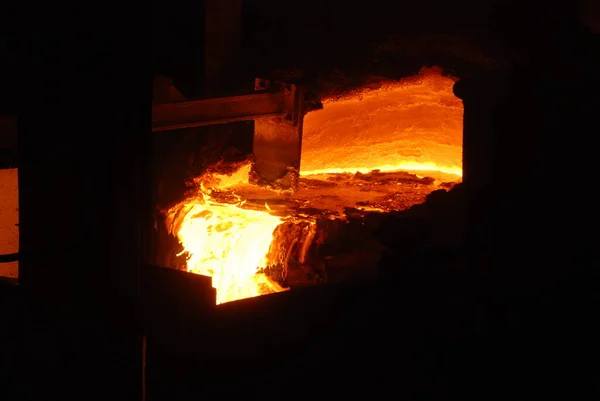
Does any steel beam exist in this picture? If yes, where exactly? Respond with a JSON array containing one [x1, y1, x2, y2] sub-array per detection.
[[252, 85, 304, 190], [152, 92, 287, 132]]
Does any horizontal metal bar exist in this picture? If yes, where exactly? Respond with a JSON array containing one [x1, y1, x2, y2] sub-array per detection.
[[0, 253, 19, 263], [152, 92, 287, 132]]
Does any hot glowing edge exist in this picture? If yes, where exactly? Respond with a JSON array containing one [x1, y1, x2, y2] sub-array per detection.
[[300, 162, 462, 177]]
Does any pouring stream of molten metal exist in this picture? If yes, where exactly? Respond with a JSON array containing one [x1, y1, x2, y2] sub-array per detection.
[[173, 164, 286, 305], [177, 198, 285, 305]]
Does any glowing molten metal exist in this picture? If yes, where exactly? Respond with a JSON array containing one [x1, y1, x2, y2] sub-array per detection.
[[172, 164, 288, 305], [301, 67, 463, 179], [171, 67, 463, 305], [177, 200, 285, 305]]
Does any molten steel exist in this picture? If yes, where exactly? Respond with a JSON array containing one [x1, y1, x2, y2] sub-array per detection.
[[170, 67, 463, 305], [301, 67, 463, 179], [169, 163, 289, 305]]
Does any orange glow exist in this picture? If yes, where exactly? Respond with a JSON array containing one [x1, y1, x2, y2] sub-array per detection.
[[169, 164, 288, 305], [169, 67, 463, 304], [301, 67, 463, 179]]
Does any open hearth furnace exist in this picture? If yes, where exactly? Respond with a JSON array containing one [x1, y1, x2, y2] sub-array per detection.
[[151, 67, 463, 305]]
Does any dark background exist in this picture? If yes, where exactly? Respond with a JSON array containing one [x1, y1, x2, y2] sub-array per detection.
[[1, 0, 599, 107], [2, 0, 600, 400], [148, 0, 599, 96]]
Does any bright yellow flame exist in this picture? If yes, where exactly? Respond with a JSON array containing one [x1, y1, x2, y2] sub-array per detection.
[[300, 67, 463, 178], [177, 199, 284, 304], [173, 164, 287, 305]]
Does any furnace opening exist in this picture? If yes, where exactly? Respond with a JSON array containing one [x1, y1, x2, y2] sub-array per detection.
[[167, 67, 463, 305], [301, 67, 462, 180]]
